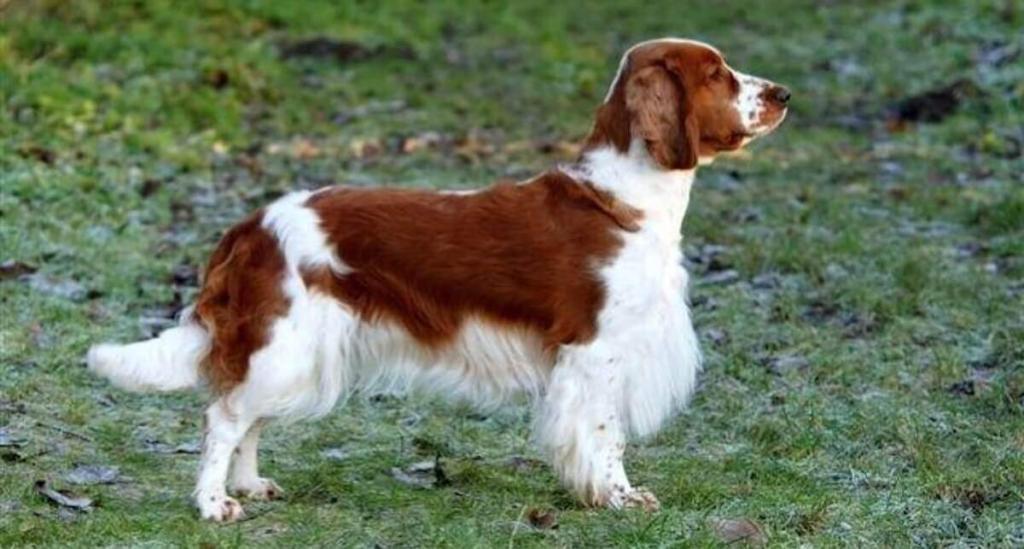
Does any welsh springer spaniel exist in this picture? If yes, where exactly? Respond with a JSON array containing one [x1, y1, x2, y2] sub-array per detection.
[[88, 38, 789, 521]]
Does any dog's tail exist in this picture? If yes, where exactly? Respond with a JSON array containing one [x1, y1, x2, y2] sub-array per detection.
[[87, 308, 210, 393]]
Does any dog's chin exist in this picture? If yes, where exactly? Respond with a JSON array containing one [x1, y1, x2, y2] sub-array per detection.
[[753, 109, 787, 138]]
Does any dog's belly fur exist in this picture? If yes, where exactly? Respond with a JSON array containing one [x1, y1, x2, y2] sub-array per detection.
[[244, 287, 553, 421]]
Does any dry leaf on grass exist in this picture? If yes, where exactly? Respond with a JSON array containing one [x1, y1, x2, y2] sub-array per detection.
[[711, 518, 766, 546], [65, 465, 121, 485], [35, 480, 93, 511], [0, 260, 37, 280], [391, 458, 448, 489], [526, 508, 558, 530], [0, 427, 25, 448]]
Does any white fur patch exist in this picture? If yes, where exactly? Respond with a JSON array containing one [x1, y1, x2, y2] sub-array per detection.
[[262, 190, 349, 276], [576, 146, 702, 437], [730, 68, 783, 136], [87, 313, 209, 393]]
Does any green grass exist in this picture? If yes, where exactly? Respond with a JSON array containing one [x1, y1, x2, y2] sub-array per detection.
[[1, 0, 1022, 546]]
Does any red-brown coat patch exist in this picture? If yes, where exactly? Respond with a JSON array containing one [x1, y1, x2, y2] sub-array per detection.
[[303, 171, 640, 353], [193, 211, 289, 392]]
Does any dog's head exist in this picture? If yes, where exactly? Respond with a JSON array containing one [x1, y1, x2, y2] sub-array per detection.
[[585, 38, 789, 170]]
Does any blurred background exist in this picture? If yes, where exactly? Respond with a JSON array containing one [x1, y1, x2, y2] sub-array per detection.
[[1, 1, 1021, 546]]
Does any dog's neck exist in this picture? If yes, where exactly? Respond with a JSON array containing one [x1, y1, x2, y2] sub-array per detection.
[[564, 143, 696, 239]]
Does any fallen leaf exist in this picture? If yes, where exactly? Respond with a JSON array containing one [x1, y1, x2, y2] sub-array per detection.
[[65, 465, 121, 485], [691, 295, 719, 311], [391, 458, 447, 489], [0, 428, 24, 447], [935, 485, 996, 513], [685, 244, 731, 273], [700, 269, 740, 286], [35, 480, 92, 511], [802, 299, 841, 323], [0, 399, 26, 414], [454, 132, 496, 161], [17, 145, 55, 165], [171, 263, 199, 287], [711, 518, 766, 546], [280, 37, 372, 60], [0, 260, 37, 280], [703, 328, 729, 346], [141, 438, 200, 454], [204, 68, 230, 89], [290, 138, 321, 160], [751, 273, 782, 290], [526, 508, 558, 530], [139, 178, 163, 197], [947, 380, 975, 396], [400, 131, 445, 154], [976, 41, 1020, 68], [349, 138, 383, 159], [174, 441, 201, 454], [764, 354, 810, 375]]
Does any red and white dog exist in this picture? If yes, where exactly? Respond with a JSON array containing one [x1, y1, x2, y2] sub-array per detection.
[[89, 38, 788, 521]]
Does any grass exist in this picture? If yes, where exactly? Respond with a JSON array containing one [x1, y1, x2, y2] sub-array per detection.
[[1, 0, 1022, 546]]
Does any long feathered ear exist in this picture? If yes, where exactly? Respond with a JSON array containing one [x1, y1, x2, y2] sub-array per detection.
[[625, 65, 699, 170]]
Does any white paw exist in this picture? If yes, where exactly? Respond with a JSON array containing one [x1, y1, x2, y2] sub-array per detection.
[[230, 477, 283, 501], [621, 486, 660, 512], [606, 485, 660, 512], [197, 493, 245, 523]]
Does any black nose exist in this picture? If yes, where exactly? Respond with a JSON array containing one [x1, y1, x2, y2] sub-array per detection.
[[772, 86, 791, 105]]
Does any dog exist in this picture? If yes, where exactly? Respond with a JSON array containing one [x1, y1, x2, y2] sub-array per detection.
[[88, 38, 789, 522]]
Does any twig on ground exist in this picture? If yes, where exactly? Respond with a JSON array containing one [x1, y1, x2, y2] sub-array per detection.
[[31, 418, 94, 443]]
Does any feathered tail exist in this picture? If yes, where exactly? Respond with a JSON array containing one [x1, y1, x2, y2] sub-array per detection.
[[87, 312, 210, 392]]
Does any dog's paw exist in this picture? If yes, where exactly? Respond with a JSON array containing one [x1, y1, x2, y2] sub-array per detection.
[[230, 477, 283, 501], [198, 493, 245, 523], [621, 486, 660, 512]]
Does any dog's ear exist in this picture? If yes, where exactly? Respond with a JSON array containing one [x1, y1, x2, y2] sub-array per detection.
[[625, 65, 699, 170]]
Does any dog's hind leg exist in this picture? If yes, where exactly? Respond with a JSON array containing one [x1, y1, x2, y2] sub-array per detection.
[[195, 397, 257, 522], [228, 420, 282, 501], [195, 294, 353, 522], [194, 315, 316, 521]]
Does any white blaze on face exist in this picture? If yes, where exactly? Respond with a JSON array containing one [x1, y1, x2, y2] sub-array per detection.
[[731, 68, 775, 135]]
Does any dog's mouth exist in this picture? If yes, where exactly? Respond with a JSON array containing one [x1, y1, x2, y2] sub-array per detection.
[[753, 106, 788, 136]]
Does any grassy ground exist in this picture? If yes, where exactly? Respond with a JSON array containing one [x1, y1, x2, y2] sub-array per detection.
[[1, 0, 1022, 546]]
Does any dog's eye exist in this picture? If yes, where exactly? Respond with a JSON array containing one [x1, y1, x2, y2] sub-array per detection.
[[706, 65, 726, 82]]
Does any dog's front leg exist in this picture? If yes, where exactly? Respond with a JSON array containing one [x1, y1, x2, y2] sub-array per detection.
[[535, 342, 659, 511]]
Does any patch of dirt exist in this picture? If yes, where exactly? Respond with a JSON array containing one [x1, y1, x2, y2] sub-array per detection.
[[886, 79, 979, 128], [279, 37, 415, 63]]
